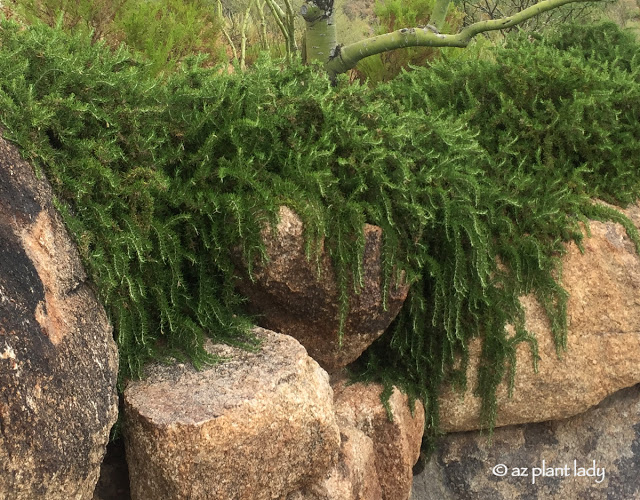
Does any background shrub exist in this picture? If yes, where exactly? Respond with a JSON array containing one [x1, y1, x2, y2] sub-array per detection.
[[6, 0, 226, 74]]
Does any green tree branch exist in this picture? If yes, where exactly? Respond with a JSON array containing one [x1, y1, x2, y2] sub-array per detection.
[[318, 0, 600, 77]]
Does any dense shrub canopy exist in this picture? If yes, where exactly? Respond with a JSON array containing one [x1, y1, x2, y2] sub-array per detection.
[[354, 21, 640, 441], [0, 18, 639, 447]]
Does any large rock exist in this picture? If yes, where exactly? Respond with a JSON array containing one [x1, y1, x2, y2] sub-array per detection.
[[333, 382, 425, 500], [412, 383, 640, 500], [288, 381, 424, 500], [234, 206, 409, 372], [0, 133, 119, 498], [440, 203, 640, 431], [123, 327, 341, 500], [287, 422, 383, 500]]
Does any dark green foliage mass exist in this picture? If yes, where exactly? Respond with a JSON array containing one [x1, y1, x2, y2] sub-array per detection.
[[1, 18, 639, 451], [541, 21, 640, 76], [353, 21, 640, 448], [0, 19, 259, 382]]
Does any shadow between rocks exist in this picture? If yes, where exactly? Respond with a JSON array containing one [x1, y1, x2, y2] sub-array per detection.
[[92, 439, 131, 500]]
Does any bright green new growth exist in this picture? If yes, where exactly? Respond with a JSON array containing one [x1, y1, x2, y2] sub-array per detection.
[[0, 18, 639, 449]]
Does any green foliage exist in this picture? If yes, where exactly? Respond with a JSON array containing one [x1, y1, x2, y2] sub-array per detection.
[[375, 0, 436, 26], [112, 0, 224, 75], [418, 23, 640, 205], [7, 0, 129, 41], [1, 18, 639, 454], [539, 20, 640, 74], [7, 0, 225, 75], [0, 19, 252, 384], [351, 21, 640, 449]]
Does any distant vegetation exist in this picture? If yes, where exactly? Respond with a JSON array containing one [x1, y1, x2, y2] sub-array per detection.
[[4, 0, 638, 78]]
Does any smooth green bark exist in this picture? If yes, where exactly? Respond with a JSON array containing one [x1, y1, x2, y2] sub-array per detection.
[[240, 1, 254, 70], [301, 1, 337, 64]]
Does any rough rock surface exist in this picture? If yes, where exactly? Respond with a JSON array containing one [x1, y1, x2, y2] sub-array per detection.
[[0, 133, 119, 499], [234, 206, 409, 372], [288, 422, 383, 500], [440, 203, 640, 431], [333, 382, 425, 500], [412, 383, 640, 500], [123, 327, 340, 500]]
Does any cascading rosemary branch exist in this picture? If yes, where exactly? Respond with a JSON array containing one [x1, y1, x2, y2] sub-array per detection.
[[0, 18, 639, 449]]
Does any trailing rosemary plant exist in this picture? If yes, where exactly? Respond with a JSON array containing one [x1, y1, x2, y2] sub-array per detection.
[[1, 19, 638, 450]]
